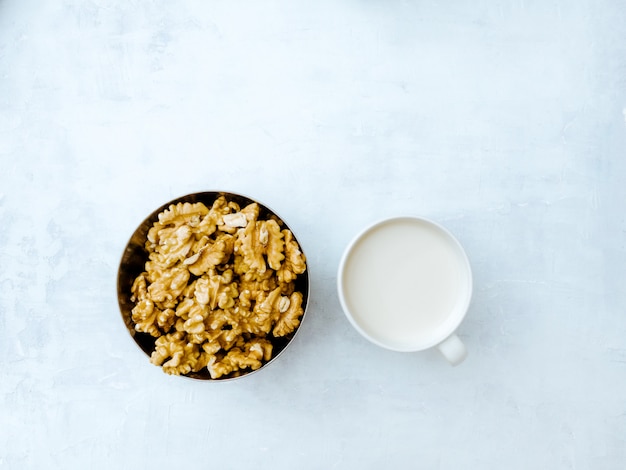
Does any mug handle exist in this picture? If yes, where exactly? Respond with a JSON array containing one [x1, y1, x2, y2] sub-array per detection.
[[437, 333, 467, 366]]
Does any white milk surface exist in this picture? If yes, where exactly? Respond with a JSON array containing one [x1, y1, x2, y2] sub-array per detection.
[[341, 219, 469, 349]]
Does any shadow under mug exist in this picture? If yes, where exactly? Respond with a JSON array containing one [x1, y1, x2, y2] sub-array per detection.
[[337, 216, 472, 365]]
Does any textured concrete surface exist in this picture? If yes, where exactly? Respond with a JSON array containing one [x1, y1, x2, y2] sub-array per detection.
[[1, 0, 625, 468]]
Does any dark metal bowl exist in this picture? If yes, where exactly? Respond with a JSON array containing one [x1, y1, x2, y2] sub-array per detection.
[[117, 191, 310, 381]]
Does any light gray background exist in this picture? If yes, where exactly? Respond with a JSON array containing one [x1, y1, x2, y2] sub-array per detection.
[[1, 0, 625, 468]]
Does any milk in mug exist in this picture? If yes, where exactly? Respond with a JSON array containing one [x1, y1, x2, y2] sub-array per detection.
[[338, 217, 472, 352]]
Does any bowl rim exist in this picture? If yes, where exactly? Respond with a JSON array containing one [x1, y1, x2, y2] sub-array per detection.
[[116, 190, 311, 382]]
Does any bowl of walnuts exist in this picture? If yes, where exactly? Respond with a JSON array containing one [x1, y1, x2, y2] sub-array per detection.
[[117, 191, 309, 381]]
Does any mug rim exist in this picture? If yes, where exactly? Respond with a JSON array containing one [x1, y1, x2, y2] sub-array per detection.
[[337, 215, 473, 352]]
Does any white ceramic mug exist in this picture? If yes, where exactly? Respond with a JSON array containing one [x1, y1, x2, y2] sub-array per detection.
[[337, 216, 472, 365]]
